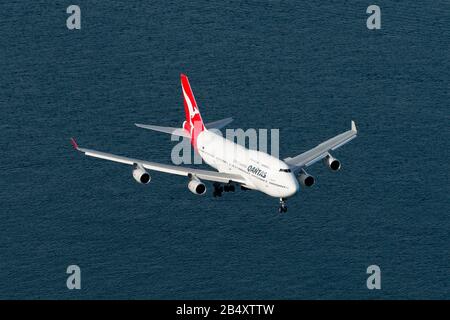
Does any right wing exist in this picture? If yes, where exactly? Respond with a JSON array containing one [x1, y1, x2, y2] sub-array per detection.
[[284, 121, 357, 170], [70, 138, 247, 184]]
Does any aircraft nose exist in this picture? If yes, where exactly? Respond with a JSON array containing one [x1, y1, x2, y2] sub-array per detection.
[[286, 175, 299, 197], [293, 175, 300, 192]]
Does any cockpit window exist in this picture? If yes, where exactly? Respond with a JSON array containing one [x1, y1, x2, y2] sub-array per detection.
[[279, 168, 291, 172]]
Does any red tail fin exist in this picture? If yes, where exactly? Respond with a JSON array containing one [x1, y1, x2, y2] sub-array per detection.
[[181, 74, 205, 148]]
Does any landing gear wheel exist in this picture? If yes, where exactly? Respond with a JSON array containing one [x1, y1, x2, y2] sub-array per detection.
[[223, 184, 235, 192], [213, 183, 223, 197], [278, 198, 288, 213]]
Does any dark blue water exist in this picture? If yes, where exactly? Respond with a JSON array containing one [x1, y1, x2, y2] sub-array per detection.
[[0, 1, 449, 299]]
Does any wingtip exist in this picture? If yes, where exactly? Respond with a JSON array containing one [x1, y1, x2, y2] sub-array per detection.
[[351, 120, 357, 132], [70, 137, 79, 150], [135, 123, 148, 129]]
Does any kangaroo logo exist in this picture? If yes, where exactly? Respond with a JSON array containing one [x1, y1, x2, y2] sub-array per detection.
[[180, 74, 205, 150], [182, 86, 200, 128]]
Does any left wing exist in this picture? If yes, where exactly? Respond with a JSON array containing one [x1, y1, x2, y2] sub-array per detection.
[[70, 138, 247, 184], [284, 121, 357, 170]]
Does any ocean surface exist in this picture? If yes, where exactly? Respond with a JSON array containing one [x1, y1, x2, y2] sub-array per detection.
[[0, 1, 448, 299]]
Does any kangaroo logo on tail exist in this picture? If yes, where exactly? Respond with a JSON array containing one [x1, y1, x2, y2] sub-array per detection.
[[181, 74, 205, 149]]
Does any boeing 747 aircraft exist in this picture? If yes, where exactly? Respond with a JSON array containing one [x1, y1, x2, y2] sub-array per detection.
[[71, 74, 357, 212]]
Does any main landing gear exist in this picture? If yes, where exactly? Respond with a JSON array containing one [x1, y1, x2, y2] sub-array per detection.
[[213, 182, 235, 197], [279, 198, 288, 213]]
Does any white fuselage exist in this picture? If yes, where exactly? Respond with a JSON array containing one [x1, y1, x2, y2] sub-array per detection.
[[197, 130, 299, 198]]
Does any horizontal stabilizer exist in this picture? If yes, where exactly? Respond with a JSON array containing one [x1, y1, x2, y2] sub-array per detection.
[[205, 117, 234, 130], [135, 123, 191, 138], [136, 117, 233, 137]]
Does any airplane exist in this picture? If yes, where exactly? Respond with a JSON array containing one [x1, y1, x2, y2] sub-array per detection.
[[71, 74, 357, 213]]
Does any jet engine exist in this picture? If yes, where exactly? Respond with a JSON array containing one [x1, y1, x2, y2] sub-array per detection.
[[324, 154, 341, 171], [298, 171, 315, 187], [188, 176, 206, 195], [132, 165, 151, 184]]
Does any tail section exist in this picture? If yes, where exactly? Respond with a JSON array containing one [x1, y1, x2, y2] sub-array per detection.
[[181, 74, 205, 148]]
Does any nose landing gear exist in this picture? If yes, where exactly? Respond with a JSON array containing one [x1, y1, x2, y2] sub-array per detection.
[[279, 198, 288, 213]]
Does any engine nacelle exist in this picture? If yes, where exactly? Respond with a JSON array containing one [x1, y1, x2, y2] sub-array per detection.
[[298, 171, 315, 187], [188, 176, 206, 195], [132, 165, 151, 184], [324, 154, 341, 171]]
